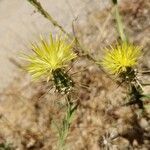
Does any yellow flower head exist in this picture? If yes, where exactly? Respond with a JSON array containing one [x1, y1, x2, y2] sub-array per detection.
[[101, 42, 142, 75], [24, 34, 77, 80]]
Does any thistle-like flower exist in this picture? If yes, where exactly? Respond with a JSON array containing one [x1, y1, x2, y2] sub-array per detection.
[[101, 42, 142, 76], [24, 34, 77, 94]]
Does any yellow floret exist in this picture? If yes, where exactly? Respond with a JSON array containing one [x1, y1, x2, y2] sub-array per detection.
[[24, 34, 77, 80], [101, 42, 142, 75]]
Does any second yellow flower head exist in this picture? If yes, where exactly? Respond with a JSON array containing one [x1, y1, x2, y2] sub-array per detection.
[[101, 42, 142, 75]]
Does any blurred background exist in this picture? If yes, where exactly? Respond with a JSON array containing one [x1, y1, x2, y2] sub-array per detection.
[[0, 0, 149, 149]]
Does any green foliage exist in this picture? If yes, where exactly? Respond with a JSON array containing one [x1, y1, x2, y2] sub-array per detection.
[[142, 94, 150, 100], [54, 97, 78, 150], [0, 143, 14, 150]]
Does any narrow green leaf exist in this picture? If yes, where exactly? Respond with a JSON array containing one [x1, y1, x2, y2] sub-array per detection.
[[142, 94, 150, 100]]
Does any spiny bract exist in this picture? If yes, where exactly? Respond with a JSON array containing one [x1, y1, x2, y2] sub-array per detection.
[[24, 34, 77, 80], [101, 42, 142, 75]]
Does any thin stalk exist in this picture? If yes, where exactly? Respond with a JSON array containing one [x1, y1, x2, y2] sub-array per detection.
[[114, 5, 127, 42], [27, 0, 71, 38], [56, 96, 78, 150]]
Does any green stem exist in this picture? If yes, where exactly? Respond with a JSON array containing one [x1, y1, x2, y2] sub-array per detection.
[[58, 96, 78, 150], [114, 5, 127, 42]]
